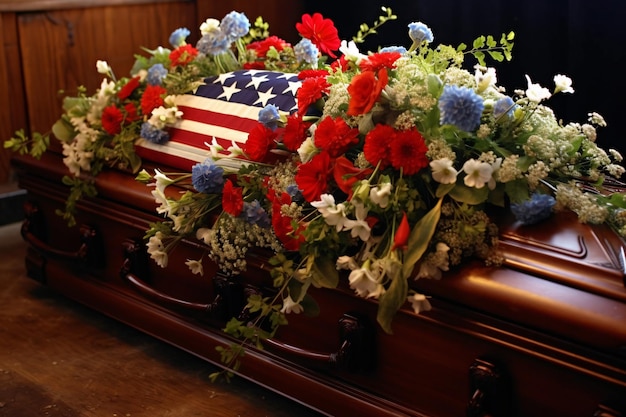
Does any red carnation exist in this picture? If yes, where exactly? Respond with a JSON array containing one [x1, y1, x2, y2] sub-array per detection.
[[141, 84, 166, 116], [359, 51, 402, 72], [123, 102, 139, 124], [313, 116, 359, 158], [389, 128, 429, 175], [247, 36, 290, 57], [270, 191, 306, 251], [101, 105, 124, 135], [243, 123, 278, 162], [347, 68, 388, 116], [117, 76, 141, 100], [297, 75, 330, 116], [222, 179, 244, 216], [298, 69, 330, 80], [296, 13, 341, 58], [295, 151, 331, 202], [169, 44, 198, 67], [282, 113, 311, 151], [363, 124, 396, 168]]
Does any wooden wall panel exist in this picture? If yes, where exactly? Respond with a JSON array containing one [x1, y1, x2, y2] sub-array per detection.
[[17, 1, 197, 136]]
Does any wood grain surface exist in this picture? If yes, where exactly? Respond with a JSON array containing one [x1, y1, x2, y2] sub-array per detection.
[[0, 221, 324, 417]]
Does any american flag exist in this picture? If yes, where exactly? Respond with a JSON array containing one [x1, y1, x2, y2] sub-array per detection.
[[135, 70, 301, 171]]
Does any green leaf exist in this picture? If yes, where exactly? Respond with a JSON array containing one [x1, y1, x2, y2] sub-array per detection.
[[448, 184, 489, 205], [52, 118, 75, 142], [504, 179, 530, 204], [402, 198, 443, 279], [311, 257, 339, 288], [376, 266, 407, 334]]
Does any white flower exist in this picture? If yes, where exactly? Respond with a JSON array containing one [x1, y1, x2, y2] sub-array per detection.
[[280, 295, 304, 314], [150, 169, 174, 194], [369, 182, 392, 208], [96, 60, 112, 76], [407, 293, 432, 314], [200, 18, 220, 35], [339, 40, 367, 65], [185, 259, 204, 275], [297, 137, 318, 163], [206, 137, 224, 158], [553, 74, 574, 94], [462, 159, 493, 189], [336, 255, 358, 271], [430, 158, 458, 184], [474, 66, 497, 93], [343, 202, 371, 242], [525, 75, 551, 103], [348, 262, 382, 298], [312, 194, 348, 231], [195, 227, 213, 245]]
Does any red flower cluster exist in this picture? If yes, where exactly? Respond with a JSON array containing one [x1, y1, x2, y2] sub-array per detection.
[[364, 125, 429, 175], [169, 44, 198, 67]]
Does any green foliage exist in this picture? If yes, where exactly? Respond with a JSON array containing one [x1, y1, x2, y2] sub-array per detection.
[[4, 129, 50, 159], [352, 6, 397, 45], [464, 31, 515, 66]]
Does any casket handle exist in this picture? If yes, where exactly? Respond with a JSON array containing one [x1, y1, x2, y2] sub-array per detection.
[[120, 239, 226, 315], [467, 358, 510, 417], [21, 200, 101, 266], [263, 313, 375, 372], [593, 404, 624, 417]]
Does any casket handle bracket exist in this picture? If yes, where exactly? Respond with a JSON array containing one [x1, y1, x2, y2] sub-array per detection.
[[467, 358, 510, 417], [263, 312, 375, 373], [120, 239, 227, 318], [21, 200, 102, 268]]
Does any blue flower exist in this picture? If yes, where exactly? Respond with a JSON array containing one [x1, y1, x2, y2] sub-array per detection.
[[169, 28, 190, 48], [242, 200, 271, 227], [511, 193, 556, 225], [258, 104, 281, 130], [140, 122, 169, 144], [493, 96, 516, 119], [220, 11, 250, 41], [191, 159, 224, 193], [408, 22, 434, 44], [147, 63, 168, 86], [380, 46, 408, 55], [294, 38, 319, 67], [196, 31, 230, 56], [438, 85, 485, 132]]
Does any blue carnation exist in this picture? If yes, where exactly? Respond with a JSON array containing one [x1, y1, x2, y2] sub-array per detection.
[[258, 104, 281, 130], [196, 31, 230, 56], [294, 38, 319, 67], [438, 85, 485, 132], [147, 63, 168, 86], [380, 46, 408, 55], [241, 200, 271, 228], [493, 96, 516, 119], [220, 11, 250, 41], [191, 159, 225, 193], [169, 28, 190, 48], [511, 193, 556, 225], [140, 122, 170, 144], [408, 22, 434, 44]]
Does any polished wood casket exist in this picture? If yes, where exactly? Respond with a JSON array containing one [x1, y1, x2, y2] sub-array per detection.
[[11, 148, 626, 417]]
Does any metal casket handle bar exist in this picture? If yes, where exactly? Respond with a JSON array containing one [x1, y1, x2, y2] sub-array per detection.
[[467, 358, 510, 417], [120, 239, 224, 314], [21, 201, 100, 265], [263, 313, 375, 372], [594, 404, 625, 417]]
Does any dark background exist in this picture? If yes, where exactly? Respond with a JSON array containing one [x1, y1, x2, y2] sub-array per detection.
[[303, 0, 626, 156]]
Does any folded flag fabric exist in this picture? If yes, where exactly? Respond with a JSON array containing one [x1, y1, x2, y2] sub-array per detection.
[[135, 69, 301, 170]]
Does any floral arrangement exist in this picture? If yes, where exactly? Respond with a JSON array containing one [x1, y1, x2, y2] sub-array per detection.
[[7, 7, 626, 379]]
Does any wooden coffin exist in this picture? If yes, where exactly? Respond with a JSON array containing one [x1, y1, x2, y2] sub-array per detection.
[[11, 150, 626, 417]]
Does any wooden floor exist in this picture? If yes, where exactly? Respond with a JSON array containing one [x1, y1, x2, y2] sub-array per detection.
[[0, 221, 324, 417]]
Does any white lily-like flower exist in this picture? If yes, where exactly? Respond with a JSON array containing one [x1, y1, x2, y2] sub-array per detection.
[[462, 159, 493, 189], [343, 202, 371, 242], [96, 60, 111, 75], [553, 74, 574, 94], [348, 260, 382, 298], [430, 158, 458, 184], [339, 40, 367, 65], [297, 137, 319, 163], [369, 182, 392, 208], [525, 74, 551, 103], [185, 259, 204, 275], [280, 295, 304, 314], [200, 18, 220, 35], [407, 293, 432, 314]]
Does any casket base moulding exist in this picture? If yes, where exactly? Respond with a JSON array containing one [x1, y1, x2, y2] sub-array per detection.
[[11, 151, 626, 417]]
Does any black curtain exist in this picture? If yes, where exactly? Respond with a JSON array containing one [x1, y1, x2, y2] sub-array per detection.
[[302, 0, 626, 156]]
